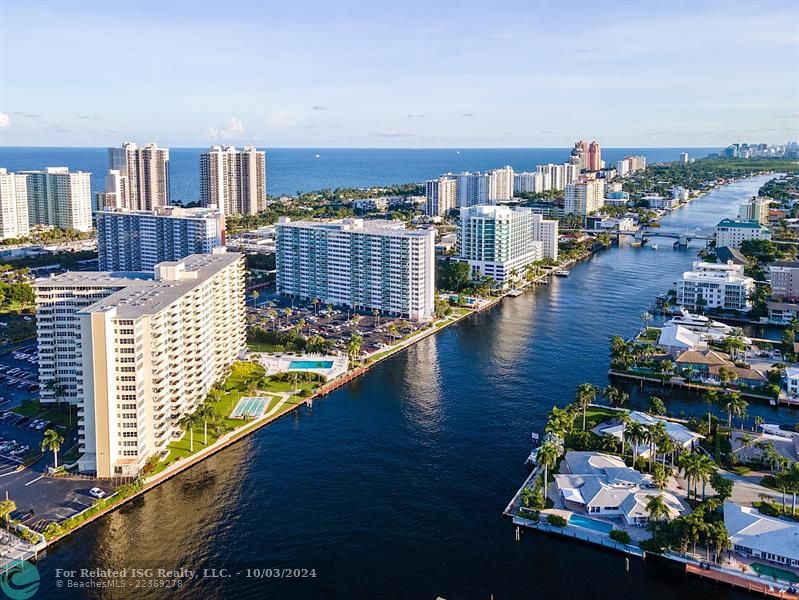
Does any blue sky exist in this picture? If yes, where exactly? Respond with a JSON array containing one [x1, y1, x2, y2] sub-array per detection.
[[0, 0, 797, 147]]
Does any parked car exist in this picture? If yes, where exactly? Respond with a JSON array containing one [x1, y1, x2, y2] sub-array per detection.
[[89, 487, 106, 499]]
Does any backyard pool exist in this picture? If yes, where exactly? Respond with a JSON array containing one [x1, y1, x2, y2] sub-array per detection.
[[288, 360, 334, 370], [751, 562, 799, 583], [568, 514, 614, 534]]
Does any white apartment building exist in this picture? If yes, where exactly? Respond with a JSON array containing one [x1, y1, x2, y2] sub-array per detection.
[[95, 169, 130, 212], [738, 197, 772, 225], [513, 172, 542, 194], [352, 198, 389, 213], [676, 260, 755, 312], [22, 167, 92, 232], [535, 163, 578, 191], [200, 145, 267, 215], [455, 172, 489, 208], [106, 142, 170, 211], [715, 219, 771, 249], [529, 213, 559, 260], [769, 261, 799, 301], [487, 166, 514, 202], [458, 205, 544, 285], [276, 218, 435, 321], [96, 206, 225, 271], [425, 176, 457, 216], [679, 152, 689, 164], [0, 168, 30, 240], [564, 178, 606, 216], [35, 251, 245, 477]]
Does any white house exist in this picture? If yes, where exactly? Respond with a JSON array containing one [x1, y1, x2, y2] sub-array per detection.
[[554, 451, 687, 526], [786, 367, 799, 397], [657, 325, 708, 357], [725, 502, 799, 568], [715, 219, 771, 249], [596, 411, 704, 455]]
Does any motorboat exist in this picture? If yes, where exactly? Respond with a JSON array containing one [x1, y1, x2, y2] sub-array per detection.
[[651, 244, 658, 250], [554, 270, 570, 277], [507, 289, 523, 297], [664, 308, 734, 333]]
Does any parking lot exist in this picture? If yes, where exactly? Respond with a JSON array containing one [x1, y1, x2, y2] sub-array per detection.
[[0, 340, 39, 408], [247, 296, 428, 356]]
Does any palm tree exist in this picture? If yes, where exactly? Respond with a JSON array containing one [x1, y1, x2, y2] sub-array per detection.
[[0, 499, 16, 529], [372, 308, 381, 327], [387, 322, 399, 342], [645, 494, 671, 522], [679, 452, 702, 500], [780, 462, 799, 515], [627, 421, 647, 465], [196, 403, 217, 445], [347, 334, 363, 366], [179, 412, 201, 452], [575, 383, 599, 430], [619, 411, 632, 457], [697, 455, 716, 499], [538, 441, 559, 496], [41, 428, 64, 470], [708, 522, 731, 564], [704, 389, 718, 431], [722, 391, 748, 429], [251, 289, 260, 307], [652, 463, 669, 490]]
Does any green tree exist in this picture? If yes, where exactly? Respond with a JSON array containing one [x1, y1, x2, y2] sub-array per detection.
[[649, 396, 667, 416], [575, 383, 599, 431], [41, 428, 64, 470], [179, 412, 201, 452], [722, 391, 747, 429], [538, 441, 559, 496], [645, 494, 671, 522], [0, 499, 16, 529]]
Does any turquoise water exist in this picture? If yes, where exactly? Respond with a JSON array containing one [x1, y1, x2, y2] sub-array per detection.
[[568, 514, 615, 534], [289, 360, 334, 369]]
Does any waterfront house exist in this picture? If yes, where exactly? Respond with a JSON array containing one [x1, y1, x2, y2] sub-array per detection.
[[768, 301, 799, 325], [595, 411, 704, 453], [730, 429, 798, 465], [675, 349, 730, 375], [658, 325, 707, 358], [724, 502, 799, 568], [554, 451, 688, 526], [706, 364, 768, 387], [786, 368, 799, 396]]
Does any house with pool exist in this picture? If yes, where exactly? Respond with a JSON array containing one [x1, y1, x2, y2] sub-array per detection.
[[554, 451, 687, 526], [724, 502, 799, 573]]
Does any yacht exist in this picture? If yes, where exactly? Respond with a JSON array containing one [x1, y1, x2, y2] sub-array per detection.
[[650, 244, 658, 250], [507, 289, 523, 297], [664, 308, 733, 333], [554, 270, 570, 277]]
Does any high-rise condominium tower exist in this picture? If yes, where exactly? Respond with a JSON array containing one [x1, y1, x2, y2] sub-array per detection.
[[0, 168, 30, 240], [100, 142, 170, 211], [587, 141, 602, 171], [35, 251, 245, 478], [22, 167, 92, 232], [199, 146, 267, 216]]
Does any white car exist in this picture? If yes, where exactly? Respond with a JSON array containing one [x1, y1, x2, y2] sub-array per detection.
[[89, 487, 106, 499]]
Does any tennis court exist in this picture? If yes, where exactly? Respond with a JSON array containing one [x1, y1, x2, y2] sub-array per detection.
[[229, 396, 268, 419]]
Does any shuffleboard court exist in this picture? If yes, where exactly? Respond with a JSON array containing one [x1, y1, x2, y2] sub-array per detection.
[[229, 396, 268, 419]]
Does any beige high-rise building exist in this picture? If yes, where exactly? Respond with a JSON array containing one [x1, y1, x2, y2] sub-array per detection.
[[565, 177, 606, 216], [22, 167, 92, 232], [104, 142, 170, 211], [425, 176, 457, 216], [35, 251, 246, 477], [487, 166, 514, 202], [0, 168, 30, 240], [200, 145, 267, 215]]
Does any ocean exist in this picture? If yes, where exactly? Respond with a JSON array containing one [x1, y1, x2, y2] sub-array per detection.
[[0, 147, 719, 199]]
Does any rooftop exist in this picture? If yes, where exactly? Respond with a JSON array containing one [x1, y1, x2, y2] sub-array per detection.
[[276, 217, 432, 239], [724, 502, 799, 562], [36, 252, 243, 319], [716, 218, 769, 230]]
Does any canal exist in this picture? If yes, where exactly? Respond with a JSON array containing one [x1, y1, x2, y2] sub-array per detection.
[[38, 175, 783, 599]]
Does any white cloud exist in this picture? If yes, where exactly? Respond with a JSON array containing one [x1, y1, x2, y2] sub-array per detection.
[[205, 116, 245, 140], [0, 113, 9, 128]]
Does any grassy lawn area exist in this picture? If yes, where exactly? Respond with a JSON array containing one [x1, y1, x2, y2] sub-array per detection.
[[13, 399, 78, 429], [753, 500, 799, 522], [247, 341, 284, 352], [146, 361, 320, 477], [751, 562, 799, 583], [637, 327, 661, 342], [583, 406, 622, 429]]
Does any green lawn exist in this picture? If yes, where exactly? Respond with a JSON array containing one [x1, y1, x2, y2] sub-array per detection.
[[583, 406, 622, 429], [247, 341, 284, 352], [13, 399, 78, 429], [147, 362, 317, 476]]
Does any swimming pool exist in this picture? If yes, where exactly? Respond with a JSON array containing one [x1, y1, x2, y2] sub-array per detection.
[[568, 514, 614, 534], [289, 360, 334, 369]]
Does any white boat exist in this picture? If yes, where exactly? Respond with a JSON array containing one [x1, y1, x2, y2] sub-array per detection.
[[526, 447, 540, 465], [507, 289, 523, 297], [314, 154, 320, 158], [664, 308, 733, 333], [651, 244, 658, 250], [554, 270, 570, 277]]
